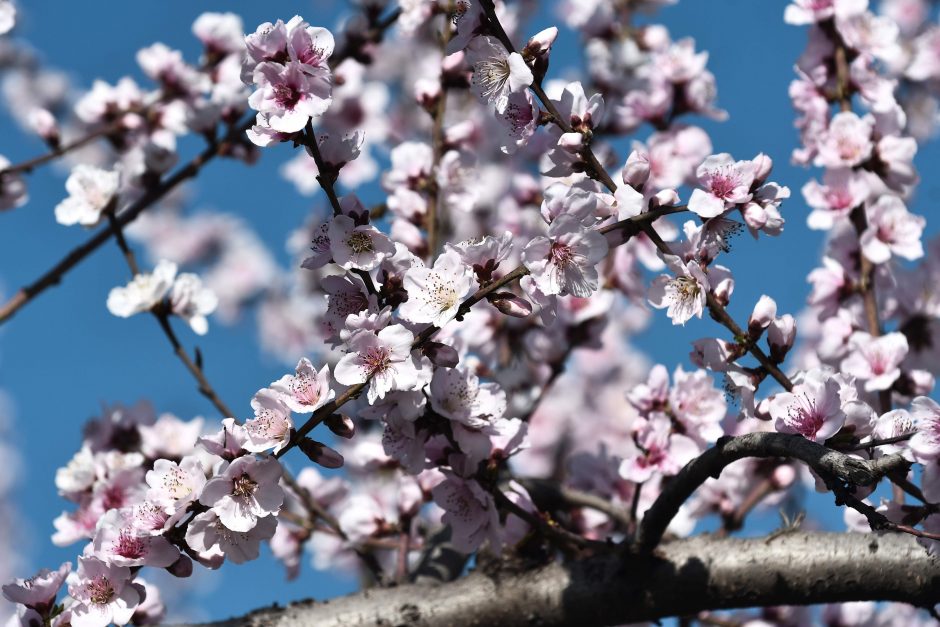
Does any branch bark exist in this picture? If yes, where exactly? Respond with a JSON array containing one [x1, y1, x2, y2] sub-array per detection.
[[636, 432, 910, 551], [164, 532, 939, 627]]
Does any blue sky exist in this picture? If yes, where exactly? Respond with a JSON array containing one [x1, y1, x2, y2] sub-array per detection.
[[0, 0, 936, 622]]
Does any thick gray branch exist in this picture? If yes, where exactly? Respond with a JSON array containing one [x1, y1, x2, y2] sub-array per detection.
[[170, 532, 939, 627], [637, 432, 910, 550]]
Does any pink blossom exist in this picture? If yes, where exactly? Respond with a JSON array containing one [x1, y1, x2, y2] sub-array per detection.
[[247, 61, 331, 133], [431, 471, 501, 553], [859, 196, 925, 264], [429, 366, 506, 429], [269, 357, 333, 413], [0, 155, 28, 210], [770, 369, 847, 442], [334, 325, 421, 403], [145, 456, 207, 512], [803, 169, 870, 230], [91, 509, 179, 568], [106, 260, 177, 319], [648, 255, 728, 326], [815, 111, 874, 168], [910, 396, 940, 461], [169, 272, 218, 335], [184, 511, 277, 567], [199, 455, 284, 532], [522, 215, 609, 297], [2, 562, 71, 612], [840, 332, 908, 392], [244, 389, 293, 454], [784, 0, 867, 25], [399, 250, 476, 326], [328, 214, 395, 271], [465, 36, 533, 111], [619, 416, 700, 482], [66, 557, 141, 627], [54, 165, 120, 228], [687, 153, 756, 218]]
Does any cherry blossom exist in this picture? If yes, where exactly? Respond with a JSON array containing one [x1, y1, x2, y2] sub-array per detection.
[[66, 556, 142, 627], [910, 396, 940, 461], [54, 165, 120, 227], [185, 511, 278, 567], [465, 35, 533, 111], [429, 366, 507, 429], [2, 562, 70, 613], [687, 153, 756, 218], [199, 455, 284, 532], [328, 214, 396, 271], [859, 195, 925, 263], [244, 389, 293, 454], [269, 357, 333, 413], [619, 415, 700, 482], [431, 471, 501, 554], [399, 250, 476, 327], [522, 215, 609, 298], [334, 325, 422, 403], [815, 112, 874, 169], [106, 260, 177, 318], [840, 332, 909, 392], [169, 272, 218, 335], [770, 370, 847, 442], [145, 456, 206, 512]]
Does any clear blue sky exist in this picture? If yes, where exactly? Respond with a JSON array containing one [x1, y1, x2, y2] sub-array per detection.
[[0, 0, 936, 622]]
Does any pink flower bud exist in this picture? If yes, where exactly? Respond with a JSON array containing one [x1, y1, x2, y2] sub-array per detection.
[[622, 149, 651, 190], [558, 132, 584, 152], [770, 464, 796, 489], [752, 152, 773, 186], [166, 555, 193, 578], [523, 26, 558, 58], [414, 77, 441, 109], [491, 292, 533, 318], [649, 188, 680, 208], [712, 276, 734, 307], [768, 314, 796, 362], [324, 413, 356, 439], [640, 25, 670, 50], [742, 203, 768, 231], [298, 439, 345, 468], [442, 51, 465, 73], [748, 295, 777, 335], [907, 369, 935, 395], [27, 108, 60, 147], [423, 341, 460, 368]]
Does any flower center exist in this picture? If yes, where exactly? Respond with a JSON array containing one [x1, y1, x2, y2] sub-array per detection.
[[709, 169, 739, 199], [549, 241, 573, 267], [273, 83, 301, 110], [347, 231, 375, 254], [232, 473, 259, 498], [114, 530, 147, 559], [362, 346, 392, 376], [87, 575, 115, 606], [475, 59, 511, 102]]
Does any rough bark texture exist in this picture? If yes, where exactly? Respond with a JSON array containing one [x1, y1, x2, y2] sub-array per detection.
[[637, 432, 910, 550], [169, 532, 940, 627]]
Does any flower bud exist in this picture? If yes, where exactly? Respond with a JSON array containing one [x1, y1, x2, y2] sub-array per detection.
[[767, 314, 796, 362], [748, 295, 777, 336], [491, 292, 533, 318], [622, 149, 650, 190], [712, 275, 734, 307], [907, 369, 935, 396], [523, 27, 558, 58], [423, 341, 460, 368], [649, 188, 680, 209], [324, 413, 356, 439], [558, 132, 583, 152], [27, 108, 60, 148], [752, 152, 773, 187], [166, 555, 193, 578], [770, 464, 796, 490], [298, 438, 345, 469], [414, 77, 441, 111]]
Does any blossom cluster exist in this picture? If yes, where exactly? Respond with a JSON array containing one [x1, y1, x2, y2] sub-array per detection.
[[4, 1, 940, 625]]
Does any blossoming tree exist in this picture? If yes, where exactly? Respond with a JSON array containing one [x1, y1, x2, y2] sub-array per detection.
[[2, 0, 940, 625]]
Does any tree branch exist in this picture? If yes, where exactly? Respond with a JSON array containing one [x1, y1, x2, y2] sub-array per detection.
[[636, 432, 910, 551], [163, 532, 940, 627]]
